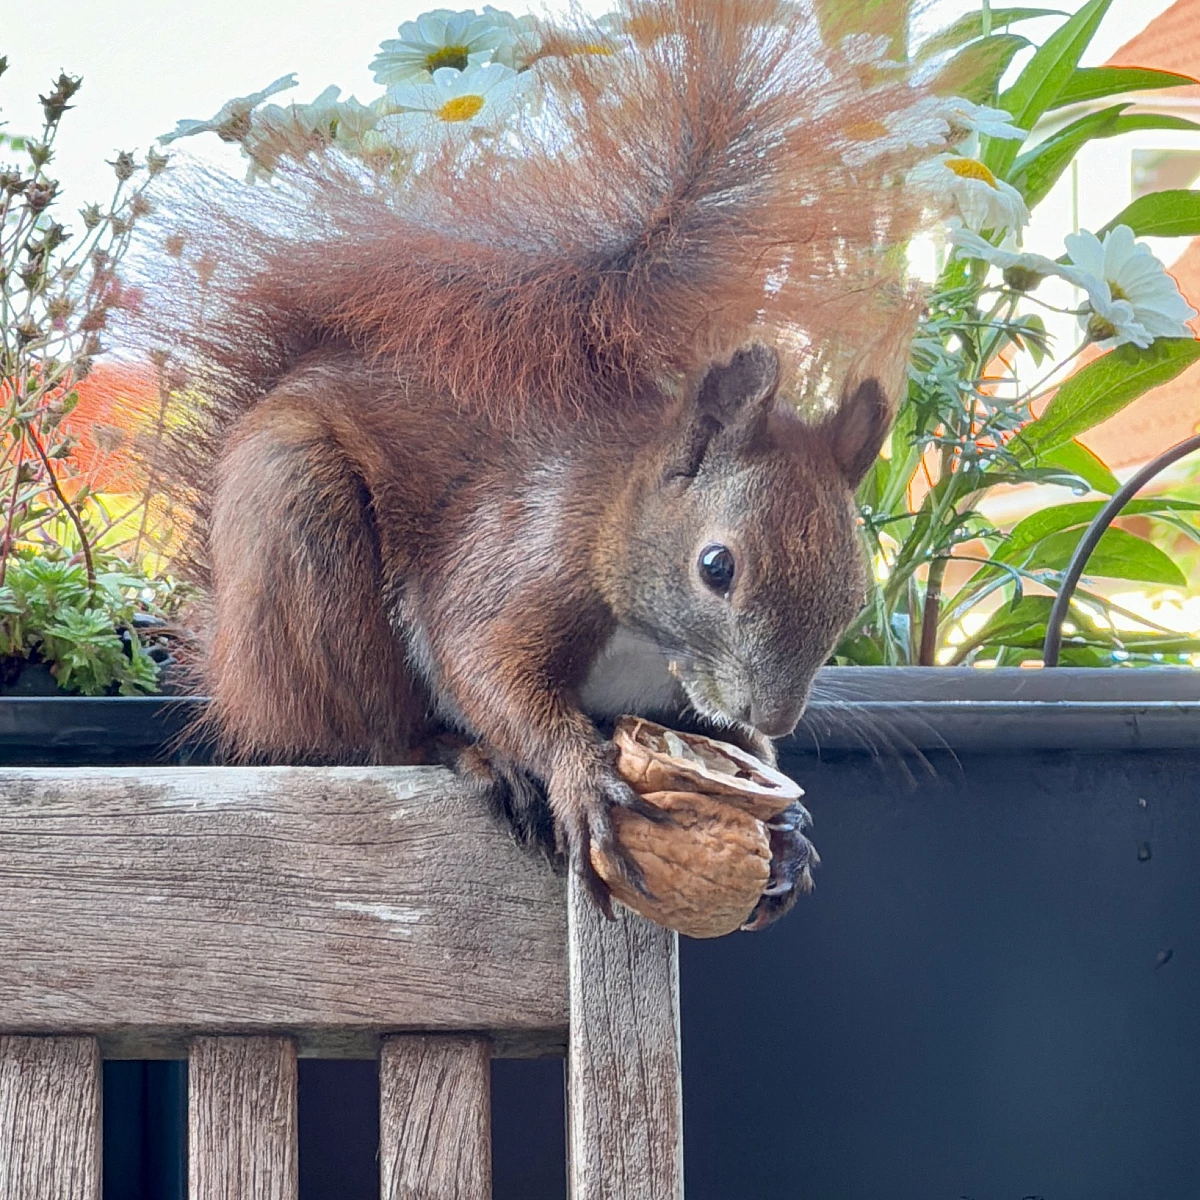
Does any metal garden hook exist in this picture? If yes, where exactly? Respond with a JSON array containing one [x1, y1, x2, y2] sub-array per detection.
[[1042, 431, 1200, 667]]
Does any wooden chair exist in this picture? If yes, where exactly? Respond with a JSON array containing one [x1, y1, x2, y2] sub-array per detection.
[[0, 766, 683, 1199]]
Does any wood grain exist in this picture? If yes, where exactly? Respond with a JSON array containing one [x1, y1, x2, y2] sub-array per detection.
[[0, 1036, 101, 1200], [566, 874, 684, 1200], [380, 1035, 492, 1199], [190, 1036, 298, 1200], [0, 767, 566, 1056]]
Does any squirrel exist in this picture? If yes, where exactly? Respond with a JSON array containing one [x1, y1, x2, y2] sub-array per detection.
[[138, 0, 938, 927]]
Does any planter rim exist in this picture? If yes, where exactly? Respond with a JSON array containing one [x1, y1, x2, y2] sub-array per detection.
[[3, 666, 1199, 758]]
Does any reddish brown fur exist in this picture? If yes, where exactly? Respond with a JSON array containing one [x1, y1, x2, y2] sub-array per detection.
[[128, 0, 942, 919]]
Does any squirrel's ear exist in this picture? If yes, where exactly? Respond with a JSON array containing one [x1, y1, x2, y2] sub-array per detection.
[[823, 377, 895, 489], [667, 345, 780, 479], [694, 343, 780, 433]]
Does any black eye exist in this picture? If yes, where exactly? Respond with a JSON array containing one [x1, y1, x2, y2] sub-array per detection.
[[698, 544, 736, 596]]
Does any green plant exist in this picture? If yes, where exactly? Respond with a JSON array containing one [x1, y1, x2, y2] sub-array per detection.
[[1, 55, 176, 693], [837, 0, 1200, 667]]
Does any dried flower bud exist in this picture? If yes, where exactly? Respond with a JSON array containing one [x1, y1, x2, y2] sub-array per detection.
[[74, 356, 93, 381], [46, 295, 75, 324], [25, 181, 56, 213], [15, 319, 43, 346], [130, 193, 153, 219], [83, 334, 103, 356], [80, 203, 102, 230], [146, 147, 169, 176], [109, 150, 137, 182], [40, 72, 82, 123], [29, 222, 69, 255], [0, 170, 25, 194], [109, 215, 131, 236], [25, 141, 51, 170], [19, 256, 46, 289], [164, 232, 186, 257]]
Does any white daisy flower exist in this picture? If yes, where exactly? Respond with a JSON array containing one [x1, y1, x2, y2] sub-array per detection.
[[159, 74, 298, 145], [371, 10, 517, 86], [238, 87, 379, 180], [1064, 225, 1197, 349], [482, 6, 541, 69], [840, 93, 949, 167], [379, 63, 525, 147], [910, 154, 1030, 236], [948, 225, 1080, 292], [938, 98, 1024, 153]]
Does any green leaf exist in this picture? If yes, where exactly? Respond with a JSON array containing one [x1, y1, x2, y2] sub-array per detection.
[[1014, 339, 1200, 458], [1048, 65, 1198, 109], [1094, 189, 1200, 240], [928, 34, 1031, 103], [1008, 103, 1128, 203], [1008, 108, 1200, 207], [1025, 526, 1187, 585], [985, 0, 1112, 179], [997, 498, 1200, 563], [1039, 439, 1119, 494], [915, 8, 1065, 61]]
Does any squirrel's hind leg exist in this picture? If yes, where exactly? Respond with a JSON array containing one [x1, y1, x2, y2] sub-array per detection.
[[204, 397, 429, 765]]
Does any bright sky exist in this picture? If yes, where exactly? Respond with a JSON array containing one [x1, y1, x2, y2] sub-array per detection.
[[0, 0, 1177, 221]]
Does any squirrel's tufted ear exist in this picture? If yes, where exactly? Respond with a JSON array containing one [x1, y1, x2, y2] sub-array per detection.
[[666, 345, 780, 480], [823, 377, 895, 489]]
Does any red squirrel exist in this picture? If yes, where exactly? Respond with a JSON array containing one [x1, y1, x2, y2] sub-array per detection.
[[141, 0, 937, 925]]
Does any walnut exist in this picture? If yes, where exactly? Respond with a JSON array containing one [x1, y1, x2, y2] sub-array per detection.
[[590, 716, 807, 938]]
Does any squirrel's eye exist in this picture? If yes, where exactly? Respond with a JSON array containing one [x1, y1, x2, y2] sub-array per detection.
[[698, 544, 736, 596]]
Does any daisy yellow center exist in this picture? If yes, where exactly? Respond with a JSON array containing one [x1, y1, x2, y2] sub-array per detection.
[[1087, 313, 1119, 342], [1108, 281, 1128, 301], [426, 46, 470, 72], [844, 119, 889, 142], [437, 93, 486, 122], [946, 157, 998, 188]]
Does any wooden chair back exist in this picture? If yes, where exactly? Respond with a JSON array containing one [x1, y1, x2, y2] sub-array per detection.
[[0, 766, 683, 1199]]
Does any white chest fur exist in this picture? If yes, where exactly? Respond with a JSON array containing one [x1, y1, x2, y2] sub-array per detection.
[[578, 628, 682, 720]]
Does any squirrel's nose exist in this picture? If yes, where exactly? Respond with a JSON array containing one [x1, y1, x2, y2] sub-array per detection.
[[749, 701, 801, 739]]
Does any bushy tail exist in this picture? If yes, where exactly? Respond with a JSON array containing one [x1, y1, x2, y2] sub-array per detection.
[[127, 0, 943, 574]]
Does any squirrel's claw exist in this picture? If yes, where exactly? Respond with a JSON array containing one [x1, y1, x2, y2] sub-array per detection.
[[741, 802, 819, 932], [559, 770, 659, 917]]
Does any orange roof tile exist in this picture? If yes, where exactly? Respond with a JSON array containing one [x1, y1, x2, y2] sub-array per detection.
[[1105, 0, 1200, 97]]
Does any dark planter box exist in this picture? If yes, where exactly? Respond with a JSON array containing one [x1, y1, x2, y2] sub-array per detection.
[[6, 667, 1200, 1200]]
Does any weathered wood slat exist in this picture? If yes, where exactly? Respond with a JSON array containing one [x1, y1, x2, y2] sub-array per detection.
[[190, 1036, 298, 1200], [567, 874, 684, 1200], [0, 1035, 101, 1200], [0, 767, 566, 1056], [380, 1034, 492, 1199]]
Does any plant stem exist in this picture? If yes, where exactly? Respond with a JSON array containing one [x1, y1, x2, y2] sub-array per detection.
[[24, 424, 95, 592], [0, 435, 26, 588], [919, 555, 949, 665]]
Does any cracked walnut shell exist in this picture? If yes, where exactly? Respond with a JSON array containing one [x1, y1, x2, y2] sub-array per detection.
[[590, 716, 806, 938]]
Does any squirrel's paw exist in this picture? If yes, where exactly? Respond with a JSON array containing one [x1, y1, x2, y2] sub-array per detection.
[[741, 801, 819, 932], [556, 769, 667, 921]]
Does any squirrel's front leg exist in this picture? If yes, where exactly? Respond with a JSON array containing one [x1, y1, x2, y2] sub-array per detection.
[[420, 606, 663, 917]]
